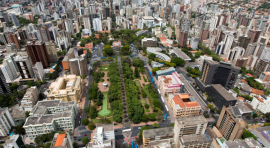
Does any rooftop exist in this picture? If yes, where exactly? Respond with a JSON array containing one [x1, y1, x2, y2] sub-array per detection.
[[180, 135, 211, 145], [171, 94, 200, 109], [156, 67, 175, 75], [175, 115, 207, 125], [143, 127, 173, 138], [171, 48, 191, 61], [54, 134, 66, 147], [212, 84, 238, 101]]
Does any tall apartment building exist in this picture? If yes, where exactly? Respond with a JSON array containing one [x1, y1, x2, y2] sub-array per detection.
[[1, 55, 20, 83], [69, 54, 88, 76], [173, 115, 208, 147], [87, 124, 115, 148], [62, 48, 75, 70], [25, 41, 50, 68], [208, 84, 238, 110], [195, 60, 240, 92], [24, 99, 77, 140], [50, 132, 73, 148], [0, 70, 11, 95], [0, 107, 15, 136], [248, 29, 261, 43], [9, 14, 20, 27], [238, 36, 250, 49], [47, 75, 82, 103], [143, 127, 174, 148], [45, 41, 59, 63], [216, 106, 246, 141], [254, 59, 270, 77], [33, 62, 45, 81], [14, 55, 34, 80], [7, 32, 20, 49], [168, 94, 201, 117], [39, 26, 51, 42], [199, 29, 209, 43], [103, 7, 110, 19], [83, 16, 91, 30], [93, 18, 102, 31], [3, 134, 26, 148], [178, 31, 188, 47], [21, 86, 39, 111]]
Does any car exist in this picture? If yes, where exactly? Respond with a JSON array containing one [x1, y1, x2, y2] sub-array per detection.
[[84, 134, 87, 136], [138, 127, 141, 129]]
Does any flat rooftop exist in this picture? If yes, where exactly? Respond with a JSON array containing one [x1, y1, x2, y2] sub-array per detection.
[[212, 84, 238, 101], [176, 115, 207, 124], [54, 134, 65, 147], [143, 127, 173, 138]]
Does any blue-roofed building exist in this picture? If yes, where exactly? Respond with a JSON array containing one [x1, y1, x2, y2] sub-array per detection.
[[156, 67, 175, 79], [10, 4, 21, 8]]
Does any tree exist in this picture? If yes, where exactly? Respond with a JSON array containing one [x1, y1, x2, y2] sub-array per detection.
[[73, 142, 79, 148], [89, 106, 97, 119], [186, 66, 192, 72], [135, 66, 139, 78], [82, 118, 89, 125], [14, 125, 25, 135], [144, 104, 149, 109], [148, 113, 156, 121], [82, 137, 89, 145], [121, 45, 130, 55], [132, 58, 144, 67], [171, 57, 185, 66], [207, 97, 213, 102], [152, 67, 159, 74], [113, 114, 122, 122], [187, 73, 191, 77], [242, 129, 257, 140], [148, 53, 156, 60], [153, 123, 159, 128], [88, 122, 96, 130], [142, 114, 148, 122], [195, 51, 201, 58]]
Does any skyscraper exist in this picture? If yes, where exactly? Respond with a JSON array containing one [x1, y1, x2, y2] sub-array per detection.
[[8, 14, 20, 27], [39, 26, 51, 42], [45, 41, 59, 63], [178, 31, 188, 47], [103, 7, 110, 19], [93, 18, 102, 31], [7, 32, 20, 49], [248, 29, 261, 43], [195, 60, 240, 92], [83, 16, 91, 30], [25, 41, 50, 68], [14, 55, 34, 79]]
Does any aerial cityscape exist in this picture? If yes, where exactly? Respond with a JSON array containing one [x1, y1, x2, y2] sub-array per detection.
[[0, 0, 270, 147]]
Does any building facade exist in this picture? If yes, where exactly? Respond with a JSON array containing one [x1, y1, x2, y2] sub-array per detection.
[[157, 72, 184, 95]]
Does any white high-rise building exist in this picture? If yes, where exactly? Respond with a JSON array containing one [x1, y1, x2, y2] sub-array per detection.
[[227, 46, 245, 61], [33, 62, 45, 81], [223, 32, 234, 56], [0, 107, 15, 136], [93, 18, 102, 31], [83, 16, 91, 30], [65, 19, 73, 34], [89, 4, 96, 14], [107, 17, 112, 31], [0, 55, 19, 83], [210, 15, 218, 31], [138, 19, 143, 29]]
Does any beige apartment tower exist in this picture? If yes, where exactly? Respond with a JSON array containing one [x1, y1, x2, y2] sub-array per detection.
[[216, 106, 247, 141]]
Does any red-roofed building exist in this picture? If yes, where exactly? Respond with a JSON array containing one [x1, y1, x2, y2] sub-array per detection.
[[113, 41, 121, 47], [250, 87, 264, 96], [51, 133, 73, 148], [168, 94, 201, 117], [237, 97, 245, 102], [85, 43, 93, 50]]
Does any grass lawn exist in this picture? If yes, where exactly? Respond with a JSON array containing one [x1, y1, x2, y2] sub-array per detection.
[[98, 92, 112, 117], [92, 119, 102, 123], [99, 65, 109, 71]]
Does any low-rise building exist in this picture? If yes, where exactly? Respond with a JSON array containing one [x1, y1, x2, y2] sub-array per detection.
[[47, 75, 83, 103], [157, 72, 184, 95], [170, 47, 191, 62], [147, 47, 171, 62], [136, 30, 148, 36], [23, 100, 77, 140], [255, 72, 270, 89], [156, 67, 175, 79], [151, 61, 164, 68], [168, 94, 201, 117], [143, 127, 174, 148], [87, 124, 115, 148], [50, 132, 73, 148], [219, 138, 262, 148], [20, 86, 39, 111], [142, 37, 158, 47], [0, 107, 15, 136]]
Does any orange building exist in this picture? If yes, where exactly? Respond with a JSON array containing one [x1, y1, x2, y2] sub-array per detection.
[[24, 13, 34, 21], [168, 94, 201, 117]]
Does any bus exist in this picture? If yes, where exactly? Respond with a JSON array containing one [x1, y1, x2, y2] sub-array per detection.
[[164, 114, 167, 120]]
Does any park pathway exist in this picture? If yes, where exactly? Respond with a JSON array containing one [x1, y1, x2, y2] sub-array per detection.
[[116, 52, 130, 128]]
